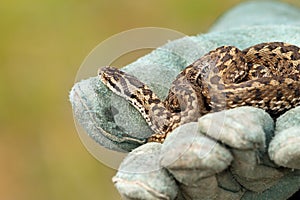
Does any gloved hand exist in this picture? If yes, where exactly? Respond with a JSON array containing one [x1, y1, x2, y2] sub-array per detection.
[[70, 1, 300, 199], [112, 106, 300, 200]]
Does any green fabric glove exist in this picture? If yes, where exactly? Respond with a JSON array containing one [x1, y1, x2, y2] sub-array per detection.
[[69, 1, 300, 199]]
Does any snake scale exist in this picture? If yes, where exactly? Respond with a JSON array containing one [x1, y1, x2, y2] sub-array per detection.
[[99, 42, 300, 143]]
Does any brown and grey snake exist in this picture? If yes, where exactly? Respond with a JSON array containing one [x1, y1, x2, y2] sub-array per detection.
[[99, 42, 300, 143]]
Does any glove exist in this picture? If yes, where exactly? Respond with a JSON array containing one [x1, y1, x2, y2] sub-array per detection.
[[69, 1, 300, 199]]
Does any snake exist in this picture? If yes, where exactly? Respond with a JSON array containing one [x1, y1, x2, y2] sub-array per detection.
[[99, 42, 300, 143]]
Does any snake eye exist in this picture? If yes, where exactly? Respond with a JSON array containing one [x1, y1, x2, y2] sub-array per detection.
[[113, 74, 120, 81]]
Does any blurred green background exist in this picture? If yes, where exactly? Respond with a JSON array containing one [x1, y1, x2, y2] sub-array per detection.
[[1, 0, 299, 199]]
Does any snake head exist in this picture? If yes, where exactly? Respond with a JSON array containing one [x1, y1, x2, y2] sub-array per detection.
[[98, 66, 124, 87]]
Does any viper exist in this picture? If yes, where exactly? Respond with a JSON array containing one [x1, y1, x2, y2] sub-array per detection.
[[99, 42, 300, 143]]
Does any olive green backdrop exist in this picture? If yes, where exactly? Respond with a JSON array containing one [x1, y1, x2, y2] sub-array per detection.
[[1, 0, 299, 199]]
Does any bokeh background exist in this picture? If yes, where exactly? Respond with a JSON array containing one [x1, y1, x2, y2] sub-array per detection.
[[1, 0, 300, 199]]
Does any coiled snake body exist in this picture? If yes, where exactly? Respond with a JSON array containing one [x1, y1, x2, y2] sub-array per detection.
[[99, 42, 300, 143]]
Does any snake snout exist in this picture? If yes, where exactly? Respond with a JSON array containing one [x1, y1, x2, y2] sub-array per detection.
[[99, 66, 123, 82]]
